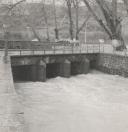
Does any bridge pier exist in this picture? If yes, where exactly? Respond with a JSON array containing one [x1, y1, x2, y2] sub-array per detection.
[[59, 59, 71, 78], [80, 58, 90, 74], [31, 60, 46, 82], [31, 65, 37, 82], [37, 60, 46, 82]]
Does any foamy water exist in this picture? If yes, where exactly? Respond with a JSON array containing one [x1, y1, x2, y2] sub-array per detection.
[[15, 71, 128, 132]]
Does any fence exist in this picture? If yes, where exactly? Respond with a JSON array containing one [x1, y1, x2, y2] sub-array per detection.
[[2, 40, 127, 56], [0, 44, 109, 56]]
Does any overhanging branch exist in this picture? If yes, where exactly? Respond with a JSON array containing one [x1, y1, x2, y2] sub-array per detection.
[[83, 0, 112, 39]]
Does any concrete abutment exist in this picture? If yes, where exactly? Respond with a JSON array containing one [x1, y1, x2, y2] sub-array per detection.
[[0, 56, 24, 132]]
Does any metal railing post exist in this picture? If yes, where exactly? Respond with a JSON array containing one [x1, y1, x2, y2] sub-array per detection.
[[54, 44, 55, 54], [80, 44, 81, 54], [20, 46, 21, 56], [63, 44, 65, 54], [72, 44, 74, 54], [87, 44, 88, 53], [99, 43, 100, 53], [103, 44, 104, 53], [93, 44, 94, 53]]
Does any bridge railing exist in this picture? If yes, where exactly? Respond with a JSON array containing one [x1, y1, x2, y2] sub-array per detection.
[[4, 44, 106, 56], [0, 40, 114, 56]]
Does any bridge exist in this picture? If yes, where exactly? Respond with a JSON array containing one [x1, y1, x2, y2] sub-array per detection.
[[1, 41, 115, 83], [0, 41, 113, 56], [0, 40, 126, 132]]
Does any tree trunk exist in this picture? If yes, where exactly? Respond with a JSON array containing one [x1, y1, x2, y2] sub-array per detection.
[[42, 0, 50, 41], [123, 0, 128, 14], [66, 0, 74, 40], [69, 6, 74, 40], [75, 1, 79, 40], [83, 0, 127, 51], [53, 0, 59, 40]]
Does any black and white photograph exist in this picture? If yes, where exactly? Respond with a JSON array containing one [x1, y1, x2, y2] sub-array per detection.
[[0, 0, 128, 132]]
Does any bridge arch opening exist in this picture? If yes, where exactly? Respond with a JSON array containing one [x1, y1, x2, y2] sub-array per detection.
[[46, 63, 61, 79], [12, 65, 33, 82], [71, 59, 90, 75], [71, 62, 82, 75]]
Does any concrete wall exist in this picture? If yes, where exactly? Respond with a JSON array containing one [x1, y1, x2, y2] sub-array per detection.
[[0, 56, 24, 132], [95, 53, 128, 77]]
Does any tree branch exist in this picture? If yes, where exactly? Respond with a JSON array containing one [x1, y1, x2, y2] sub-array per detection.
[[123, 0, 128, 14], [77, 14, 90, 34], [83, 0, 112, 39], [7, 0, 26, 14]]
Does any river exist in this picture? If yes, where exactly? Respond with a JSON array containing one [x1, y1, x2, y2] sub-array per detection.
[[15, 70, 128, 132]]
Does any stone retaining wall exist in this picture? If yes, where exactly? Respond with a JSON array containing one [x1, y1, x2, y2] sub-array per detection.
[[96, 53, 128, 77]]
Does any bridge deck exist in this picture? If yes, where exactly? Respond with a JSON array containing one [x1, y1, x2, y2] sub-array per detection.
[[0, 44, 114, 56]]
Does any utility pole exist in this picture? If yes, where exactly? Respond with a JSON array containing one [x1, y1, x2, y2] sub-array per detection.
[[53, 0, 59, 40], [84, 22, 87, 44]]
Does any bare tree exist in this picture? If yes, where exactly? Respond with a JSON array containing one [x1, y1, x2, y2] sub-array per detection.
[[65, 0, 74, 40], [76, 13, 90, 37], [7, 1, 42, 42], [53, 0, 59, 40], [73, 0, 80, 40], [0, 0, 26, 62], [42, 0, 50, 41], [73, 0, 91, 40], [123, 0, 128, 14], [65, 0, 91, 40], [83, 0, 126, 51]]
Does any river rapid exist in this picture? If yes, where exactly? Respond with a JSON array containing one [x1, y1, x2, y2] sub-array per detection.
[[15, 71, 128, 132]]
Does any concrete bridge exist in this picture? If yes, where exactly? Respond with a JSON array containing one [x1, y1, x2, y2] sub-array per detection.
[[0, 42, 113, 82], [3, 43, 113, 81], [0, 41, 114, 132], [1, 40, 128, 132]]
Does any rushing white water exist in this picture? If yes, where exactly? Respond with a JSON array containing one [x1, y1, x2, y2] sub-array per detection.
[[15, 71, 128, 132]]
